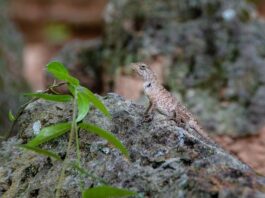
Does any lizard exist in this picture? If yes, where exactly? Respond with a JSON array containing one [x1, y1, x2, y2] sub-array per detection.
[[130, 62, 211, 141]]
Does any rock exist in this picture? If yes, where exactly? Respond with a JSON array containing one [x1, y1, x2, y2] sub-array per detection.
[[0, 0, 28, 138], [102, 0, 265, 136], [1, 93, 265, 197], [248, 86, 265, 130], [52, 0, 265, 136]]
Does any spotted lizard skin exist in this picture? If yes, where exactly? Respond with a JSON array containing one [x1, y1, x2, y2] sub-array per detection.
[[131, 62, 210, 140]]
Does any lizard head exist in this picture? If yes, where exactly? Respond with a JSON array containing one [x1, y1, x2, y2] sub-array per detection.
[[130, 62, 161, 95], [130, 62, 155, 81]]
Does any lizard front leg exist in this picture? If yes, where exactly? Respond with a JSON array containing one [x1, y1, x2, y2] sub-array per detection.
[[144, 100, 155, 122]]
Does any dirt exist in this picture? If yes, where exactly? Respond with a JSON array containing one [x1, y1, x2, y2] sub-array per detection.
[[214, 126, 265, 176]]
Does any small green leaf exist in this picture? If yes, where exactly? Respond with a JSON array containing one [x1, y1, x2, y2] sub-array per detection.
[[82, 185, 136, 198], [79, 123, 129, 158], [24, 93, 73, 102], [27, 122, 71, 147], [8, 110, 15, 122], [46, 61, 79, 86], [47, 61, 68, 74], [18, 144, 62, 161], [82, 87, 110, 118], [76, 88, 90, 122]]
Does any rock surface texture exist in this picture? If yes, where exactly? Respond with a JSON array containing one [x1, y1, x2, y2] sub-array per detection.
[[0, 0, 28, 137], [52, 0, 265, 136], [1, 94, 265, 197], [103, 0, 265, 136]]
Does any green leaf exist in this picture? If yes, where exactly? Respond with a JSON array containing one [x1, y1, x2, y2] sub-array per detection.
[[47, 61, 68, 75], [27, 122, 71, 147], [76, 88, 90, 122], [82, 87, 110, 118], [8, 110, 15, 122], [18, 144, 62, 161], [24, 93, 73, 102], [82, 185, 136, 198], [46, 61, 79, 86], [79, 123, 129, 158], [68, 84, 76, 96], [64, 75, 80, 87]]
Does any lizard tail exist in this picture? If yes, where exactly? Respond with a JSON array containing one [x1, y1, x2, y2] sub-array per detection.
[[188, 120, 212, 142]]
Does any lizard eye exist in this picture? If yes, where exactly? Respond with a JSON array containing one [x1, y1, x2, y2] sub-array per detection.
[[146, 83, 151, 88], [139, 64, 146, 70]]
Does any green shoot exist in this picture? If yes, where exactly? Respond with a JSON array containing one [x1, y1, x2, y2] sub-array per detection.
[[8, 110, 15, 122], [18, 144, 62, 161], [82, 185, 136, 198], [24, 93, 72, 102], [16, 61, 132, 197], [26, 122, 71, 147]]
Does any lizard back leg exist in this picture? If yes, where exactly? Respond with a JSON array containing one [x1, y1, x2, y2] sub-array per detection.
[[171, 111, 186, 128], [158, 110, 186, 128]]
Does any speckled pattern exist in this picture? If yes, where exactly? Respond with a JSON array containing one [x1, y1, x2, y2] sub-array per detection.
[[131, 63, 210, 140], [0, 94, 265, 198]]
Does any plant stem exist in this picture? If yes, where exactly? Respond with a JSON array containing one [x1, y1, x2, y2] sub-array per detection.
[[55, 89, 77, 198], [76, 128, 81, 164], [75, 119, 82, 190]]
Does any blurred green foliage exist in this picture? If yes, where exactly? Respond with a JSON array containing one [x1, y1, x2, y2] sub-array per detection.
[[44, 23, 71, 44]]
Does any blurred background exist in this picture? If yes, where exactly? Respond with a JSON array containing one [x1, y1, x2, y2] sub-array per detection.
[[0, 0, 265, 174]]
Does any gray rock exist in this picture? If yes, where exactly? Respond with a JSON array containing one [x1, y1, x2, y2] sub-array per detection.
[[51, 0, 265, 136], [1, 93, 265, 197], [0, 0, 28, 138], [102, 0, 265, 136]]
